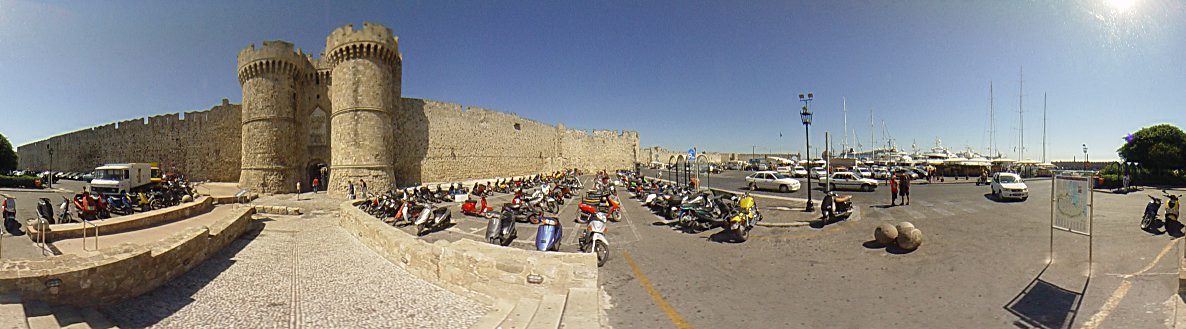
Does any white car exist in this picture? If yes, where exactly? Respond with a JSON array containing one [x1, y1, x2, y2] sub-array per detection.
[[817, 171, 880, 192], [792, 166, 809, 178], [855, 167, 873, 179], [746, 171, 802, 193], [810, 167, 828, 179], [872, 168, 890, 179], [991, 173, 1028, 201], [775, 166, 793, 174]]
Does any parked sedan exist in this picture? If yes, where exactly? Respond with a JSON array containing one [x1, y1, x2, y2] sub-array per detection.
[[991, 172, 1028, 201], [792, 166, 809, 178], [746, 171, 802, 193], [817, 171, 880, 191]]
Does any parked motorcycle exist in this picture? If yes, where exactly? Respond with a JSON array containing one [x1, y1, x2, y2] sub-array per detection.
[[1165, 192, 1180, 223], [413, 204, 452, 236], [1142, 195, 1163, 231], [486, 210, 518, 246], [727, 192, 762, 242], [578, 212, 611, 267], [535, 215, 563, 252], [676, 192, 725, 231], [57, 196, 73, 224], [820, 191, 853, 224]]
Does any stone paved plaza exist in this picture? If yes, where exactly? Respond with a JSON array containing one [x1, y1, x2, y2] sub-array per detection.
[[101, 211, 489, 328]]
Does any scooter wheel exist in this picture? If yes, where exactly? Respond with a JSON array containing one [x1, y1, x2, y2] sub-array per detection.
[[735, 227, 749, 242], [593, 240, 609, 267]]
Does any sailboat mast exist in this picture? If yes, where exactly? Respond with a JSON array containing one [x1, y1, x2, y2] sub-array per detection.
[[870, 110, 875, 161], [989, 81, 995, 158], [1042, 93, 1047, 164], [843, 97, 849, 157], [1018, 67, 1024, 161]]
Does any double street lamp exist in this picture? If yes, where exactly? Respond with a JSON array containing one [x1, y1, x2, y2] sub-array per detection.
[[1082, 144, 1089, 170], [800, 92, 814, 212]]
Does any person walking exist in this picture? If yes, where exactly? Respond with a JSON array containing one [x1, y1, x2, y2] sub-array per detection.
[[296, 181, 302, 201], [312, 178, 320, 194], [889, 174, 899, 206], [347, 181, 356, 200], [360, 179, 368, 197], [898, 171, 911, 205]]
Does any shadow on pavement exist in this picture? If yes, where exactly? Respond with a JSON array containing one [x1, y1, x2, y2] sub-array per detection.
[[708, 229, 743, 243], [861, 239, 917, 254], [101, 221, 265, 328], [1003, 263, 1089, 329]]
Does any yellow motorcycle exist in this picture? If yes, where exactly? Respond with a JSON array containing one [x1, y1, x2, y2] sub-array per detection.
[[727, 192, 761, 242]]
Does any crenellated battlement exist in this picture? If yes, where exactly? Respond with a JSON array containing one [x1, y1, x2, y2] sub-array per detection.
[[323, 22, 401, 68], [236, 40, 314, 85]]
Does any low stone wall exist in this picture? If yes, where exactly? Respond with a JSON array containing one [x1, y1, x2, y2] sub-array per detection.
[[337, 201, 597, 303], [0, 205, 257, 306], [29, 197, 216, 242]]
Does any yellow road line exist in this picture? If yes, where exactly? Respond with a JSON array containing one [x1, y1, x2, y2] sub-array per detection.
[[623, 251, 693, 329], [1080, 239, 1177, 329]]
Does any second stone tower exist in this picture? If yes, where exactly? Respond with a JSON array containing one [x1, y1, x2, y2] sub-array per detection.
[[323, 23, 401, 196]]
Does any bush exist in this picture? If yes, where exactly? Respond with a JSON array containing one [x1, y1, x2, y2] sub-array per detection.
[[0, 175, 40, 188]]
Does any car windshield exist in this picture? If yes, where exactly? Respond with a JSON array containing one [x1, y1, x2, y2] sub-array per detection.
[[997, 175, 1018, 183]]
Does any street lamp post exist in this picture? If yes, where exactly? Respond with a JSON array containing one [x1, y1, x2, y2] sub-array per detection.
[[1083, 144, 1089, 171], [46, 144, 53, 188], [800, 92, 815, 212]]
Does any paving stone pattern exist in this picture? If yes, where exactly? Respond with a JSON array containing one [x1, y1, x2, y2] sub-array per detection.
[[101, 214, 489, 328]]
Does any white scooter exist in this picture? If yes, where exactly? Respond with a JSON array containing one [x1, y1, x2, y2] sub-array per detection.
[[578, 212, 611, 267]]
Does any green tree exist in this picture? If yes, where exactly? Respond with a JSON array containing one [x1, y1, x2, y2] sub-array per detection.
[[0, 133, 16, 173], [1118, 124, 1186, 172]]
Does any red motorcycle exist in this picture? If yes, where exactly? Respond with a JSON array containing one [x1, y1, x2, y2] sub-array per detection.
[[577, 192, 621, 223], [461, 194, 493, 217]]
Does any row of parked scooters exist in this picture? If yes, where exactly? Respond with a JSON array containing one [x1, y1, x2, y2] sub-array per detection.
[[36, 178, 196, 225], [623, 172, 763, 242], [357, 169, 614, 267]]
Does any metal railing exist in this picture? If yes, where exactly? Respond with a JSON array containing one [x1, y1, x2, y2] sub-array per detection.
[[33, 217, 50, 256], [79, 217, 99, 251]]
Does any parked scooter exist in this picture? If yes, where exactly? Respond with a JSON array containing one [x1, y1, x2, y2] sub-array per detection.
[[461, 194, 494, 217], [535, 215, 563, 252], [57, 196, 73, 224], [2, 195, 18, 235], [578, 212, 611, 267], [820, 190, 853, 224], [1142, 195, 1163, 231], [413, 204, 452, 236], [485, 210, 518, 246], [1165, 192, 1180, 223], [106, 192, 135, 216]]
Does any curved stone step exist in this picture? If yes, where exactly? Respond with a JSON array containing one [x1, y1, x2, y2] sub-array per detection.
[[558, 288, 599, 329], [525, 294, 566, 329], [497, 298, 540, 329], [469, 300, 516, 329]]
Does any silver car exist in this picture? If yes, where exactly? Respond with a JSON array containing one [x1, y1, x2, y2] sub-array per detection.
[[746, 171, 802, 193]]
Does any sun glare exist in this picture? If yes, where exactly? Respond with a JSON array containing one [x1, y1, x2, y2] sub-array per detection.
[[1105, 0, 1138, 12]]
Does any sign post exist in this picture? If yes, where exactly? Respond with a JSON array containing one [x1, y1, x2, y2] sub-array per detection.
[[1050, 171, 1095, 276]]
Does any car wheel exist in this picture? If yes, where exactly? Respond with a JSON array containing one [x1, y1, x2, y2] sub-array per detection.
[[750, 183, 758, 191], [862, 184, 872, 192], [779, 185, 789, 193]]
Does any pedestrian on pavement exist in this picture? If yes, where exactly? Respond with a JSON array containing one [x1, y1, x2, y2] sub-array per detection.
[[296, 182, 302, 200], [889, 174, 899, 206], [360, 179, 368, 197], [347, 181, 355, 200], [898, 172, 911, 205], [312, 178, 320, 194]]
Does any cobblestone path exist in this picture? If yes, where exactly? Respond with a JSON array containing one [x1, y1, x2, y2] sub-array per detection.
[[102, 214, 489, 328]]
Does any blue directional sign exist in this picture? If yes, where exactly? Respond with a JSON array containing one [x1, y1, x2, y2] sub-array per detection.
[[688, 148, 696, 161]]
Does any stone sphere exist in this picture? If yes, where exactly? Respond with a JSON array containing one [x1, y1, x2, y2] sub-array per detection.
[[897, 228, 924, 251], [874, 223, 898, 245], [181, 195, 194, 203], [896, 222, 915, 234]]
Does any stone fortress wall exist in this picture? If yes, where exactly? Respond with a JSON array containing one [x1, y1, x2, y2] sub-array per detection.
[[17, 101, 243, 182], [17, 99, 639, 190]]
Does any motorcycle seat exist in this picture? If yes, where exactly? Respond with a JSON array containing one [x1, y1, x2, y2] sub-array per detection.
[[834, 195, 852, 203]]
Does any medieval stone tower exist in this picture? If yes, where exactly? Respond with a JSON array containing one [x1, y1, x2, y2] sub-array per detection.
[[236, 40, 314, 193], [235, 22, 398, 195], [323, 23, 401, 197]]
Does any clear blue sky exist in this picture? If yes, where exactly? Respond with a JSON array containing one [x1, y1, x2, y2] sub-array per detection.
[[2, 0, 1183, 161]]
